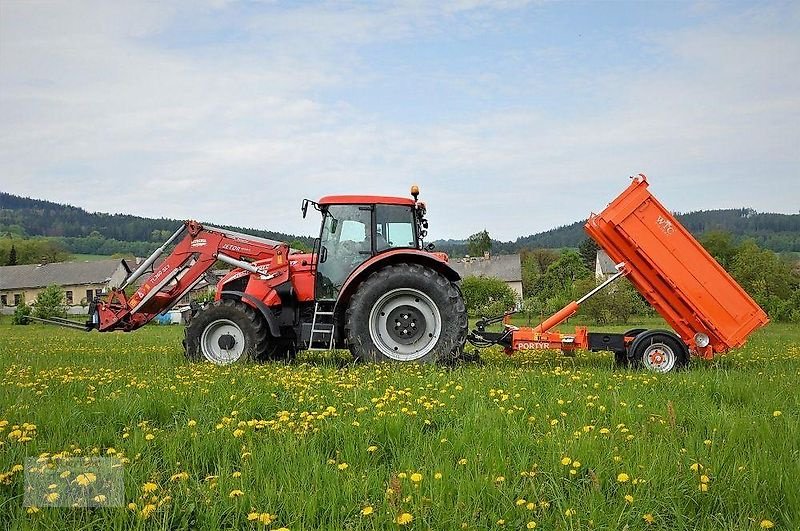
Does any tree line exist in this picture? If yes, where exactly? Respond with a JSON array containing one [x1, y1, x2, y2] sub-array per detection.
[[461, 230, 799, 324]]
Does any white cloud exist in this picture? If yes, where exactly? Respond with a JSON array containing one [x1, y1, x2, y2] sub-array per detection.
[[1, 1, 797, 242]]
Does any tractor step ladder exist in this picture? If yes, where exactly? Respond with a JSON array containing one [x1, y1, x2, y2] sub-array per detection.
[[308, 301, 335, 351]]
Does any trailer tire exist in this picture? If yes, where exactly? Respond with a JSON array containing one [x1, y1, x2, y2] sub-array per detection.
[[628, 329, 689, 373], [345, 263, 467, 363], [184, 299, 266, 365]]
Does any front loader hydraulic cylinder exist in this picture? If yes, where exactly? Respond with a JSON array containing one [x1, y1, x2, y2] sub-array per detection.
[[119, 224, 186, 290]]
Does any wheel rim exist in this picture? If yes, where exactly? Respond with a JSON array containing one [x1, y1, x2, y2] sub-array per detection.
[[641, 342, 676, 373], [368, 288, 442, 361], [200, 319, 245, 365]]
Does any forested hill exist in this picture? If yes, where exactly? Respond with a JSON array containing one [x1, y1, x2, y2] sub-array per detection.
[[0, 192, 314, 257], [436, 208, 800, 256]]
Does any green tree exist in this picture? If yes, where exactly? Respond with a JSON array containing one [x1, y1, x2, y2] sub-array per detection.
[[12, 303, 31, 325], [578, 238, 600, 270], [575, 277, 649, 324], [32, 285, 68, 320], [467, 230, 492, 257], [702, 230, 738, 268], [8, 244, 17, 265], [460, 276, 518, 317]]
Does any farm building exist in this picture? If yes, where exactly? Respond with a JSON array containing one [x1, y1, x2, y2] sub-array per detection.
[[595, 249, 618, 279], [0, 259, 130, 314], [450, 253, 523, 298]]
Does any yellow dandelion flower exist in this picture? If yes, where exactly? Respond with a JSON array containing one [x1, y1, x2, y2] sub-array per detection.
[[337, 463, 349, 470], [434, 472, 443, 480], [93, 495, 107, 503], [145, 433, 155, 441], [624, 494, 634, 503], [247, 512, 259, 521], [564, 508, 576, 517], [229, 489, 244, 498], [44, 492, 59, 503], [527, 521, 537, 529], [233, 429, 245, 438], [643, 513, 655, 524], [698, 483, 709, 492], [396, 512, 414, 525], [772, 411, 782, 417], [495, 476, 505, 483], [572, 461, 581, 468], [526, 502, 536, 511], [75, 472, 97, 486], [703, 439, 712, 446], [398, 472, 407, 479], [127, 502, 137, 511], [700, 475, 710, 484], [560, 457, 572, 466], [367, 446, 378, 453], [232, 471, 242, 478], [142, 482, 158, 493], [410, 473, 423, 483], [361, 506, 374, 516], [27, 506, 40, 514], [458, 458, 468, 465], [187, 419, 197, 427], [258, 513, 274, 525], [760, 520, 775, 529], [617, 473, 630, 483], [140, 503, 156, 519], [170, 472, 189, 482], [497, 519, 505, 525], [516, 498, 527, 506]]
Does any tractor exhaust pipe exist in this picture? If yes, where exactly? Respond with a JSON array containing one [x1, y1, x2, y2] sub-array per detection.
[[120, 224, 186, 290]]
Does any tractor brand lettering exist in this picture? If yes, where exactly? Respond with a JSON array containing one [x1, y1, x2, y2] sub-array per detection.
[[191, 238, 207, 248], [221, 244, 251, 253], [516, 341, 553, 350], [656, 215, 674, 235]]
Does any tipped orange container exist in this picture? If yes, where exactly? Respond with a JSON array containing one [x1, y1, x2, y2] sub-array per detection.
[[585, 175, 769, 358]]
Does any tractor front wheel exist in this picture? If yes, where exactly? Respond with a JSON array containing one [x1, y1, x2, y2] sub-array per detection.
[[184, 299, 267, 365], [345, 263, 467, 363]]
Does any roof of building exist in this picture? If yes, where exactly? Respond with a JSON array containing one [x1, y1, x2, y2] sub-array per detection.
[[0, 259, 127, 291], [449, 254, 522, 282], [596, 249, 617, 275]]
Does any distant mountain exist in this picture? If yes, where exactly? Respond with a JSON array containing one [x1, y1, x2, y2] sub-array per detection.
[[2, 192, 798, 258], [0, 192, 314, 257], [435, 208, 800, 256]]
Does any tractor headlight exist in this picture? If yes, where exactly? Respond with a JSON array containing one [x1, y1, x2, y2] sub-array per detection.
[[694, 332, 710, 348]]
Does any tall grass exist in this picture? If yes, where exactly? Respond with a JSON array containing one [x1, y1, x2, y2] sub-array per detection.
[[0, 320, 797, 529]]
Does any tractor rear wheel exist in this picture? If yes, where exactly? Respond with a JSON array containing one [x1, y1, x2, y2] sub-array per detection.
[[627, 329, 689, 373], [345, 263, 467, 363], [184, 299, 267, 365]]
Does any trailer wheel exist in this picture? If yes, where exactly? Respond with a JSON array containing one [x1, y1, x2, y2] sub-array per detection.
[[345, 263, 467, 363], [614, 329, 648, 368], [184, 299, 266, 365], [628, 330, 689, 373]]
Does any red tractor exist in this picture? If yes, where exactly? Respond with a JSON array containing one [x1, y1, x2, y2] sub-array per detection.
[[88, 186, 468, 364]]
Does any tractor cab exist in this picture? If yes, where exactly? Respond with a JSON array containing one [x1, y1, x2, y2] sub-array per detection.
[[304, 190, 427, 300]]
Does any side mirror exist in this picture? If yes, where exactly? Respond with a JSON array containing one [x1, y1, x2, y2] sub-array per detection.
[[301, 199, 309, 218]]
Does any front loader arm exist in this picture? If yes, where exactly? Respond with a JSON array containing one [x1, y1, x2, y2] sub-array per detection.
[[89, 221, 289, 332]]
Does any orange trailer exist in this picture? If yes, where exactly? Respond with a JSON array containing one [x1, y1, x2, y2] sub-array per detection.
[[468, 174, 769, 372]]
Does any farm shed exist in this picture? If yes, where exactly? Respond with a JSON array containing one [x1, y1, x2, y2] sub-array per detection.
[[450, 253, 523, 298], [0, 258, 130, 314]]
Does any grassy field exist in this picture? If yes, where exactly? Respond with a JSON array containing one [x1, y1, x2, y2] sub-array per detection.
[[0, 318, 798, 530]]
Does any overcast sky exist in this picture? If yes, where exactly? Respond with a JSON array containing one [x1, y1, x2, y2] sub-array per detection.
[[1, 1, 798, 241]]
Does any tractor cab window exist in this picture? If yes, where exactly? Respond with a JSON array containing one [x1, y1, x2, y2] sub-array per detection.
[[375, 205, 416, 251], [316, 205, 373, 300]]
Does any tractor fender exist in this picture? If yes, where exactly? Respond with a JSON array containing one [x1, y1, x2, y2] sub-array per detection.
[[219, 290, 281, 337], [334, 249, 461, 314]]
